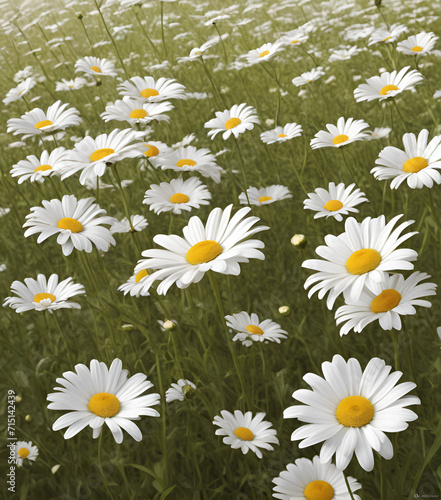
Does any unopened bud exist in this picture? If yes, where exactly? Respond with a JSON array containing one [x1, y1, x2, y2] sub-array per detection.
[[278, 306, 291, 316], [51, 464, 61, 474], [122, 324, 135, 332], [15, 395, 22, 403], [291, 234, 307, 248], [25, 414, 32, 422], [163, 320, 177, 331]]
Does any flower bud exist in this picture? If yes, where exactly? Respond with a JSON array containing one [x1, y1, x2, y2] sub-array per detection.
[[51, 464, 61, 475], [122, 324, 135, 332], [278, 306, 291, 316], [163, 320, 177, 331], [15, 395, 22, 403], [25, 414, 32, 422], [291, 234, 307, 248]]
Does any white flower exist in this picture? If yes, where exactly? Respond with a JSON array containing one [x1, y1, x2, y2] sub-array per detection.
[[310, 117, 369, 149], [75, 56, 117, 77], [239, 185, 292, 206], [397, 32, 438, 55], [365, 127, 391, 140], [244, 42, 284, 65], [118, 76, 186, 102], [368, 23, 408, 45], [292, 67, 325, 87], [165, 379, 196, 402], [204, 103, 260, 140], [260, 123, 302, 144], [3, 77, 36, 105], [14, 441, 39, 467], [55, 77, 89, 91], [225, 311, 288, 347], [101, 98, 174, 125], [110, 215, 148, 234], [10, 148, 69, 184], [118, 268, 150, 297]]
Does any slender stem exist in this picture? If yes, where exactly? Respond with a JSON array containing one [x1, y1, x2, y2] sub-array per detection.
[[111, 165, 134, 231], [77, 14, 96, 56], [343, 472, 356, 500], [199, 57, 226, 107], [287, 145, 308, 195], [232, 136, 251, 206], [300, 45, 319, 66], [213, 22, 228, 64], [391, 331, 399, 370], [134, 6, 161, 63], [340, 148, 357, 185], [160, 1, 169, 62], [376, 4, 390, 29], [98, 429, 115, 500]]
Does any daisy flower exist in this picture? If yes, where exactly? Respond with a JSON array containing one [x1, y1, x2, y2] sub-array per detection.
[[213, 410, 279, 458], [7, 101, 81, 139], [143, 176, 211, 215], [397, 32, 438, 55], [225, 311, 288, 347], [3, 77, 36, 105], [371, 129, 441, 189], [303, 182, 368, 221], [14, 441, 39, 467], [365, 127, 391, 140], [165, 379, 196, 402], [101, 98, 174, 125], [158, 146, 223, 183], [55, 77, 88, 91], [329, 46, 361, 62], [110, 215, 148, 234], [4, 274, 85, 313], [272, 456, 361, 500], [75, 56, 117, 77], [310, 117, 369, 149], [283, 355, 420, 471], [23, 195, 116, 256], [118, 76, 186, 102], [135, 204, 269, 295], [118, 268, 150, 297], [60, 129, 145, 185], [10, 148, 69, 184], [245, 42, 284, 65], [302, 214, 418, 309], [204, 103, 260, 140], [137, 141, 172, 165], [260, 123, 303, 144], [47, 358, 160, 443], [277, 28, 309, 46], [354, 67, 423, 102], [368, 23, 408, 45], [239, 185, 293, 206], [335, 272, 436, 335], [292, 67, 325, 87]]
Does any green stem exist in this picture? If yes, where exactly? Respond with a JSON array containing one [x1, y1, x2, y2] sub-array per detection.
[[232, 136, 251, 206], [111, 165, 134, 231], [343, 472, 356, 500], [392, 331, 399, 370], [98, 429, 115, 499], [160, 1, 169, 62]]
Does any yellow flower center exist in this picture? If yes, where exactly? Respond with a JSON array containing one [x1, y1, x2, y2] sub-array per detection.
[[258, 196, 273, 203], [370, 289, 402, 313], [186, 240, 222, 265], [346, 248, 381, 275], [290, 40, 299, 44], [380, 84, 399, 96], [412, 46, 423, 52], [259, 50, 270, 57], [246, 324, 264, 335], [140, 88, 159, 98], [144, 144, 159, 157], [304, 480, 335, 500], [225, 117, 241, 129], [332, 134, 349, 145], [324, 200, 343, 211], [90, 66, 102, 73], [88, 392, 121, 418], [34, 164, 52, 172], [403, 156, 428, 173], [90, 148, 115, 162], [57, 217, 83, 233], [336, 395, 374, 427], [130, 109, 148, 119], [382, 36, 392, 42], [34, 119, 53, 129], [34, 292, 56, 303], [277, 133, 287, 138], [135, 269, 148, 283], [17, 448, 30, 459], [233, 427, 254, 440], [176, 158, 197, 168], [170, 193, 190, 204]]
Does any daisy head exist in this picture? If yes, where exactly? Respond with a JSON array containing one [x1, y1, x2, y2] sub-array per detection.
[[14, 441, 39, 467], [118, 76, 186, 102], [225, 311, 288, 347], [165, 379, 196, 402], [10, 147, 69, 185], [397, 32, 438, 56], [47, 358, 160, 443], [118, 267, 150, 297], [204, 103, 260, 140], [101, 97, 174, 126], [277, 28, 309, 46], [292, 67, 325, 87], [260, 123, 303, 144], [213, 410, 279, 459], [239, 185, 293, 206], [368, 23, 408, 45], [3, 77, 36, 105], [284, 355, 420, 471], [110, 214, 148, 234], [75, 56, 117, 77], [303, 182, 368, 221], [273, 456, 361, 500], [55, 77, 89, 91], [365, 127, 391, 140], [245, 42, 284, 65], [310, 117, 369, 149]]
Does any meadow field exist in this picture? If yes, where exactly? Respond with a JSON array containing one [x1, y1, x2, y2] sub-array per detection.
[[1, 0, 441, 498]]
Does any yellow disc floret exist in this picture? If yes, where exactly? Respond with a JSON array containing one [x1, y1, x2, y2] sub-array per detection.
[[176, 159, 197, 168], [130, 109, 148, 119], [233, 427, 254, 441], [332, 134, 349, 145], [88, 392, 121, 418], [258, 196, 273, 203], [259, 50, 270, 57], [18, 448, 30, 459], [90, 66, 102, 73], [370, 289, 401, 313], [35, 120, 53, 129], [34, 293, 56, 303], [403, 156, 428, 173], [140, 88, 159, 98], [34, 164, 52, 172], [412, 46, 423, 52], [336, 396, 374, 427], [144, 144, 159, 157], [304, 480, 335, 500], [324, 200, 343, 211], [246, 325, 264, 336], [90, 148, 115, 162], [170, 193, 190, 204], [57, 217, 83, 233], [277, 133, 287, 138], [225, 117, 241, 129], [346, 249, 381, 275], [380, 84, 399, 96], [186, 240, 222, 265], [135, 269, 148, 283]]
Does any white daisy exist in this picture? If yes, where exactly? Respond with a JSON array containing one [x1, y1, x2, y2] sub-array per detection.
[[368, 23, 408, 45], [371, 129, 441, 189], [75, 56, 117, 77], [60, 128, 145, 185], [165, 379, 196, 402], [303, 214, 418, 309], [118, 268, 150, 297], [101, 98, 174, 125], [245, 42, 284, 65], [55, 77, 89, 91], [47, 358, 160, 443], [354, 67, 423, 102], [158, 146, 223, 183], [260, 123, 303, 144], [303, 182, 368, 221], [143, 176, 211, 215], [23, 195, 116, 256], [10, 148, 69, 184], [118, 76, 186, 102], [272, 456, 361, 500], [137, 141, 172, 165], [292, 67, 325, 87], [397, 32, 438, 55], [204, 103, 260, 140], [7, 101, 81, 139], [110, 215, 148, 234], [284, 355, 420, 471], [310, 117, 369, 149], [14, 441, 39, 467], [213, 410, 279, 459], [4, 274, 85, 313], [225, 311, 288, 347], [277, 28, 309, 46], [335, 272, 436, 336], [135, 204, 269, 295], [365, 127, 391, 140], [3, 77, 36, 105], [329, 46, 361, 62], [239, 185, 292, 206]]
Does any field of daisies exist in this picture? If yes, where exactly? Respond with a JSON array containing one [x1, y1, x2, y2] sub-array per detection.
[[2, 0, 441, 497]]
